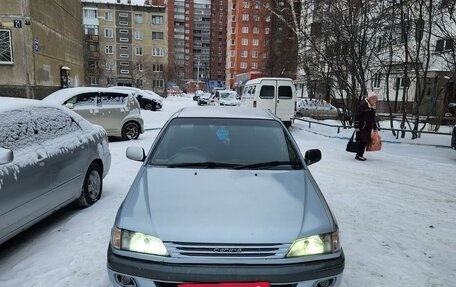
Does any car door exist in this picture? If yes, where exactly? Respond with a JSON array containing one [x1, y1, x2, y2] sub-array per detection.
[[0, 108, 51, 243], [257, 79, 277, 112], [275, 79, 296, 121], [38, 107, 89, 204], [99, 92, 129, 135], [65, 92, 100, 126]]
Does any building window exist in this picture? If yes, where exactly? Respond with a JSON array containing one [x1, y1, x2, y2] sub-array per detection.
[[135, 47, 143, 56], [243, 1, 250, 8], [242, 38, 248, 45], [120, 37, 129, 42], [435, 38, 454, 52], [104, 28, 113, 38], [373, 72, 381, 88], [105, 45, 113, 54], [0, 30, 13, 63], [152, 48, 164, 56], [252, 51, 258, 58], [84, 25, 98, 35], [120, 29, 129, 34], [152, 32, 164, 40], [251, 62, 258, 69], [242, 14, 249, 21], [119, 12, 129, 17], [242, 27, 249, 33], [89, 76, 99, 85], [106, 62, 115, 70], [240, 62, 247, 69], [120, 54, 129, 58], [136, 63, 143, 71], [253, 27, 259, 34], [153, 79, 164, 88], [135, 31, 143, 40], [135, 14, 143, 24], [120, 45, 129, 50], [120, 62, 129, 66], [152, 15, 164, 25], [241, 50, 248, 57], [153, 63, 164, 71], [119, 21, 128, 26], [120, 69, 130, 74], [254, 15, 260, 21], [265, 28, 270, 34], [252, 39, 259, 46], [84, 8, 98, 19], [104, 12, 113, 21]]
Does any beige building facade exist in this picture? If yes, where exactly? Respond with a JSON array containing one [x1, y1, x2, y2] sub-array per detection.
[[82, 0, 168, 95], [0, 0, 84, 99]]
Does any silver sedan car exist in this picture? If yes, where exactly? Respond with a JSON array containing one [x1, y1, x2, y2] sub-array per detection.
[[0, 97, 111, 245], [107, 106, 344, 287]]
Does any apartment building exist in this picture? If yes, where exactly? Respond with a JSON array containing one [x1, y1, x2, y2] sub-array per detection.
[[226, 0, 272, 89], [0, 0, 84, 99], [82, 0, 168, 95], [167, 0, 213, 88]]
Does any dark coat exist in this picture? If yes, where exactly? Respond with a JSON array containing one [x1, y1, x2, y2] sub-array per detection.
[[354, 99, 377, 143]]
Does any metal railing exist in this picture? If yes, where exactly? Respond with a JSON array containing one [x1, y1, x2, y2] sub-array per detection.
[[294, 117, 453, 139]]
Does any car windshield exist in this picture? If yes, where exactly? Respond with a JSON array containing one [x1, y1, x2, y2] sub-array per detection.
[[148, 118, 302, 170], [220, 92, 236, 100]]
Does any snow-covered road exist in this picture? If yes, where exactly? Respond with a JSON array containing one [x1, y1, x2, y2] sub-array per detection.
[[0, 96, 455, 287]]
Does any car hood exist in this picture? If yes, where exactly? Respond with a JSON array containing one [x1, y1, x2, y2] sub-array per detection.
[[116, 167, 333, 243]]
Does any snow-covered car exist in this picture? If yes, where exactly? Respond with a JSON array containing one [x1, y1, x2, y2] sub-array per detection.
[[107, 106, 345, 287], [217, 90, 240, 106], [42, 87, 144, 140], [0, 97, 111, 245], [296, 98, 340, 118], [197, 92, 212, 105], [110, 86, 163, 111]]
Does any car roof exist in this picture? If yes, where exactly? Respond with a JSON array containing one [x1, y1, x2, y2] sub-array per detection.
[[245, 77, 294, 85], [173, 106, 276, 120], [42, 87, 133, 104], [0, 97, 61, 112]]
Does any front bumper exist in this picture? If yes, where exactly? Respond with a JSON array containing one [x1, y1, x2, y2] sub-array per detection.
[[107, 245, 344, 284]]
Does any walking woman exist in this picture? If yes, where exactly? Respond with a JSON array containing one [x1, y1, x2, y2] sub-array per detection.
[[354, 93, 378, 161]]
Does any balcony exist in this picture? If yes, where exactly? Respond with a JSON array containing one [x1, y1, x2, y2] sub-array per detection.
[[85, 34, 99, 42]]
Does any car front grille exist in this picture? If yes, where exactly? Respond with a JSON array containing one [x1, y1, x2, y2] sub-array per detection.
[[165, 242, 290, 259]]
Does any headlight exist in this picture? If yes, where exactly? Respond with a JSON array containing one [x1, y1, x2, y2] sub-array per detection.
[[111, 227, 169, 256], [286, 231, 340, 257]]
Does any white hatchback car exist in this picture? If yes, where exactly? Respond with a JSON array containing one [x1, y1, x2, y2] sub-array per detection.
[[43, 87, 144, 140]]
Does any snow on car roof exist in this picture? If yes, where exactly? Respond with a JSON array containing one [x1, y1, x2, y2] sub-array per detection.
[[0, 97, 59, 112], [174, 106, 275, 120], [42, 87, 132, 104]]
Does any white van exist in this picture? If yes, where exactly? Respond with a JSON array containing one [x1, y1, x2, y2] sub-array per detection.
[[241, 77, 296, 128]]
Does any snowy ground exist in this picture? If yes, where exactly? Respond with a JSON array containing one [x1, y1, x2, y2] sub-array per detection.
[[0, 95, 455, 287]]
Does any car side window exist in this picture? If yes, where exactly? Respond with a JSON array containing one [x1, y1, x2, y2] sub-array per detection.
[[278, 86, 292, 99], [65, 92, 98, 107], [101, 92, 127, 105], [259, 85, 274, 99], [0, 107, 81, 151]]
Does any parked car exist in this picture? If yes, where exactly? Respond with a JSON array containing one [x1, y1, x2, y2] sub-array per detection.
[[197, 92, 212, 105], [110, 86, 163, 111], [217, 89, 241, 106], [42, 87, 144, 140], [107, 106, 344, 287], [451, 125, 456, 149], [241, 77, 296, 128], [0, 97, 111, 245]]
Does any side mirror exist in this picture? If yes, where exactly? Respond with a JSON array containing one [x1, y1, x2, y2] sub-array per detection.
[[65, 103, 74, 109], [0, 147, 14, 165], [304, 149, 321, 166], [126, 146, 146, 162]]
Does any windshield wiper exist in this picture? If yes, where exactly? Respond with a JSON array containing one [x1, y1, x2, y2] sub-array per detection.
[[234, 160, 302, 170], [167, 161, 241, 168]]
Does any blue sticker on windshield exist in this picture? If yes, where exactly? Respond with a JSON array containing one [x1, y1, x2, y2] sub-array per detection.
[[216, 128, 229, 141]]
